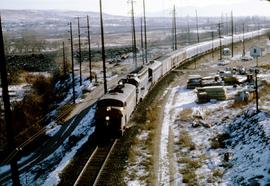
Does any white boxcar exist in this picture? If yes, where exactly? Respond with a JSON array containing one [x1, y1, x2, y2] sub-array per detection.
[[148, 60, 162, 85]]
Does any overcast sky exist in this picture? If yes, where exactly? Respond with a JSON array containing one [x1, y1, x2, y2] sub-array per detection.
[[1, 0, 270, 17]]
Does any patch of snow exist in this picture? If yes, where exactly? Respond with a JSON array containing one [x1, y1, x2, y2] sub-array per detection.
[[42, 106, 96, 185], [224, 110, 270, 185], [0, 165, 10, 175], [46, 122, 62, 137], [125, 131, 151, 186], [158, 86, 178, 185]]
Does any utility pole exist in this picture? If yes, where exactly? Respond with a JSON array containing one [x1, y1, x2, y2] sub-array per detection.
[[143, 0, 147, 63], [218, 23, 223, 60], [99, 0, 107, 94], [172, 4, 177, 50], [255, 62, 259, 113], [130, 0, 137, 69], [77, 17, 82, 86], [242, 23, 246, 57], [195, 9, 200, 43], [86, 15, 92, 82], [62, 41, 67, 76], [69, 22, 76, 104], [0, 16, 21, 186], [140, 17, 145, 65], [187, 15, 191, 44], [231, 11, 234, 57], [211, 31, 214, 59]]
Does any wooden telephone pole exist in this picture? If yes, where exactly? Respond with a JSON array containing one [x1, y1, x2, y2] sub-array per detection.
[[130, 0, 137, 69], [172, 4, 177, 50], [195, 10, 200, 43], [86, 15, 92, 82], [140, 17, 145, 64], [0, 16, 21, 186], [77, 17, 82, 86], [242, 23, 246, 57], [99, 0, 107, 94], [69, 22, 76, 104], [62, 41, 67, 76], [218, 23, 223, 60], [231, 11, 234, 57], [143, 0, 148, 63]]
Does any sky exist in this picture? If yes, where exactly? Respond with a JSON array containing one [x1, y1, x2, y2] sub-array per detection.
[[1, 0, 270, 17]]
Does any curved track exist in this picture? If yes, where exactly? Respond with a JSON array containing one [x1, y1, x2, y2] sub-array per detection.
[[74, 139, 118, 186]]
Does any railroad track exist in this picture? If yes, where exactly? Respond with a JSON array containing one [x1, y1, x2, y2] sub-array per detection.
[[74, 139, 118, 186]]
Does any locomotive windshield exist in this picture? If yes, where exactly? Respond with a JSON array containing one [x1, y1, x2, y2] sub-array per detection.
[[97, 99, 124, 107]]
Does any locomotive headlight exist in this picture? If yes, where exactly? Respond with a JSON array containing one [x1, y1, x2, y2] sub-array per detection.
[[105, 116, 110, 121], [120, 107, 124, 111], [106, 106, 111, 111]]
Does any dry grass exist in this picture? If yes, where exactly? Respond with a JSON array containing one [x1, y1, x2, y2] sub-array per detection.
[[259, 83, 270, 98], [181, 169, 197, 184], [178, 108, 193, 121], [230, 101, 249, 109], [212, 168, 224, 178], [127, 146, 138, 164], [178, 157, 201, 169], [146, 107, 158, 122], [56, 103, 74, 124], [259, 64, 270, 70], [178, 130, 196, 150]]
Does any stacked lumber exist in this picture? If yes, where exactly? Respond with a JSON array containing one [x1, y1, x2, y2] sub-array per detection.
[[196, 86, 227, 103], [187, 75, 202, 89], [202, 76, 223, 87]]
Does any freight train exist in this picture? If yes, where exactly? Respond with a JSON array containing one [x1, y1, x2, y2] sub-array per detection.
[[95, 29, 268, 139]]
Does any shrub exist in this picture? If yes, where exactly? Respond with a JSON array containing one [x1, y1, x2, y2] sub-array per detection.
[[210, 133, 230, 149], [178, 130, 196, 150], [178, 108, 193, 121], [212, 168, 224, 178]]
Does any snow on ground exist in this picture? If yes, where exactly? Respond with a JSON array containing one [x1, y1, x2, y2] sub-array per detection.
[[158, 84, 270, 185], [124, 131, 151, 186], [46, 75, 95, 136], [158, 86, 177, 185], [159, 86, 236, 185], [42, 106, 96, 185], [223, 109, 270, 185], [2, 106, 96, 186], [46, 122, 62, 137], [58, 75, 94, 107]]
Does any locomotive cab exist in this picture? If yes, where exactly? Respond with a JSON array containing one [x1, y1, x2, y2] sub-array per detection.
[[95, 84, 136, 140]]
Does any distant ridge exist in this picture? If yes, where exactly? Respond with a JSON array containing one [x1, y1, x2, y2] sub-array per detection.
[[0, 9, 127, 23]]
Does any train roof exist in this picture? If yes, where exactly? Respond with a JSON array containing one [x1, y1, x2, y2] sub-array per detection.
[[155, 55, 171, 61], [99, 83, 136, 106], [148, 60, 162, 70], [129, 65, 148, 77]]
